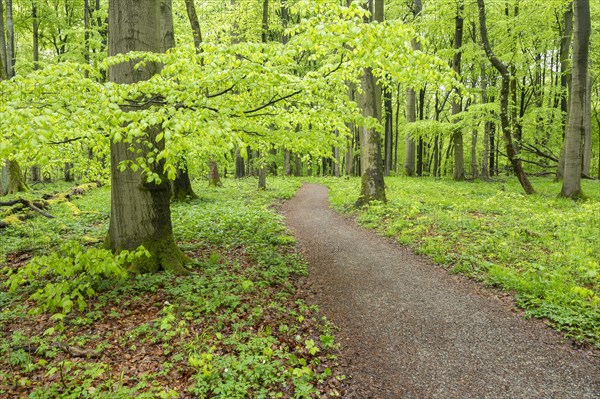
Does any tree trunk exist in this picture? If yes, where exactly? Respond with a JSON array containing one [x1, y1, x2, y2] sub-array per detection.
[[357, 65, 386, 205], [333, 143, 341, 177], [404, 0, 421, 177], [172, 163, 197, 200], [405, 86, 417, 176], [481, 64, 491, 179], [478, 0, 535, 195], [471, 130, 478, 179], [32, 0, 39, 70], [294, 153, 301, 176], [236, 149, 245, 178], [555, 2, 574, 181], [5, 0, 14, 77], [0, 0, 7, 78], [452, 0, 465, 181], [64, 163, 74, 182], [7, 160, 29, 194], [257, 152, 266, 190], [284, 149, 292, 176], [561, 0, 590, 198], [581, 73, 592, 176], [184, 0, 202, 50], [106, 0, 188, 274], [208, 160, 223, 187], [383, 85, 393, 176]]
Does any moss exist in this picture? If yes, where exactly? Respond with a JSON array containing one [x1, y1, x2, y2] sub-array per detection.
[[126, 235, 191, 275], [2, 214, 23, 226]]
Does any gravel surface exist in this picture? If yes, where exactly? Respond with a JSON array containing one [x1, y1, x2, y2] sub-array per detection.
[[282, 184, 600, 399]]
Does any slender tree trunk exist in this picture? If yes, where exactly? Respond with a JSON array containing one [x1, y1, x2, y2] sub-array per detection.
[[478, 0, 535, 194], [556, 2, 574, 181], [333, 144, 341, 177], [0, 0, 7, 78], [561, 0, 590, 198], [481, 65, 490, 179], [294, 153, 301, 177], [404, 0, 421, 177], [405, 86, 417, 176], [235, 149, 245, 178], [452, 0, 465, 181], [32, 0, 39, 70], [208, 160, 223, 187], [5, 0, 14, 77], [106, 0, 188, 274], [284, 149, 291, 176], [582, 73, 592, 176], [184, 0, 202, 50], [383, 85, 393, 176]]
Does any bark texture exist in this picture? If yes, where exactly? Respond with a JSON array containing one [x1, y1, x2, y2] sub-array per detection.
[[107, 0, 188, 274], [357, 0, 386, 206], [560, 0, 590, 198]]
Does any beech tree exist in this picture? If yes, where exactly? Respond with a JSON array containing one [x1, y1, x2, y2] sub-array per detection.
[[105, 0, 188, 273], [561, 0, 591, 198]]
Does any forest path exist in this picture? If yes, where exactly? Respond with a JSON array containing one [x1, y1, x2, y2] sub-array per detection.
[[281, 184, 599, 399]]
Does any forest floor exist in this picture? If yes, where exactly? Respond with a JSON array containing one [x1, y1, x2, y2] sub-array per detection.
[[282, 184, 600, 399]]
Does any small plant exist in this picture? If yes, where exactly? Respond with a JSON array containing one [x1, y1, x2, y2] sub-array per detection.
[[6, 241, 149, 314]]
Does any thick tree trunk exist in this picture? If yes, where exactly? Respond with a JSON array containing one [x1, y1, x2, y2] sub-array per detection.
[[7, 160, 29, 194], [452, 0, 465, 181], [478, 0, 535, 194], [561, 0, 590, 198], [555, 2, 574, 181], [357, 66, 386, 205], [107, 0, 188, 274], [333, 143, 341, 177]]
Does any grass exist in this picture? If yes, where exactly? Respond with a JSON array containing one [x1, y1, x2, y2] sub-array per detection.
[[0, 177, 345, 398], [320, 176, 600, 348]]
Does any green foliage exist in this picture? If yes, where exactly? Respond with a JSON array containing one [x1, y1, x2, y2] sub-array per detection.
[[0, 177, 341, 397], [325, 176, 600, 347], [6, 241, 148, 314]]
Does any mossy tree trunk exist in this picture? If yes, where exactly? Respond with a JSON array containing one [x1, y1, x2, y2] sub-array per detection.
[[106, 0, 188, 274], [7, 160, 29, 195]]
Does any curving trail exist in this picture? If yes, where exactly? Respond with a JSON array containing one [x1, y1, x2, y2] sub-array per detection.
[[282, 184, 599, 399]]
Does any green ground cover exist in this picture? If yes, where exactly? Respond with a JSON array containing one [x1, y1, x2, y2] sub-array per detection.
[[0, 178, 345, 398], [322, 176, 600, 348]]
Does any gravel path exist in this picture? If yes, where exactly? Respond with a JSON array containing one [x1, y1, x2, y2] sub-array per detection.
[[282, 184, 600, 399]]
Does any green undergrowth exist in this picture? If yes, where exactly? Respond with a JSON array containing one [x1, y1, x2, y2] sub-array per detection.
[[1, 177, 345, 398], [322, 176, 600, 348]]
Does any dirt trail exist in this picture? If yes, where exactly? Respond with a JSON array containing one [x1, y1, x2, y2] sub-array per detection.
[[282, 184, 599, 399]]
